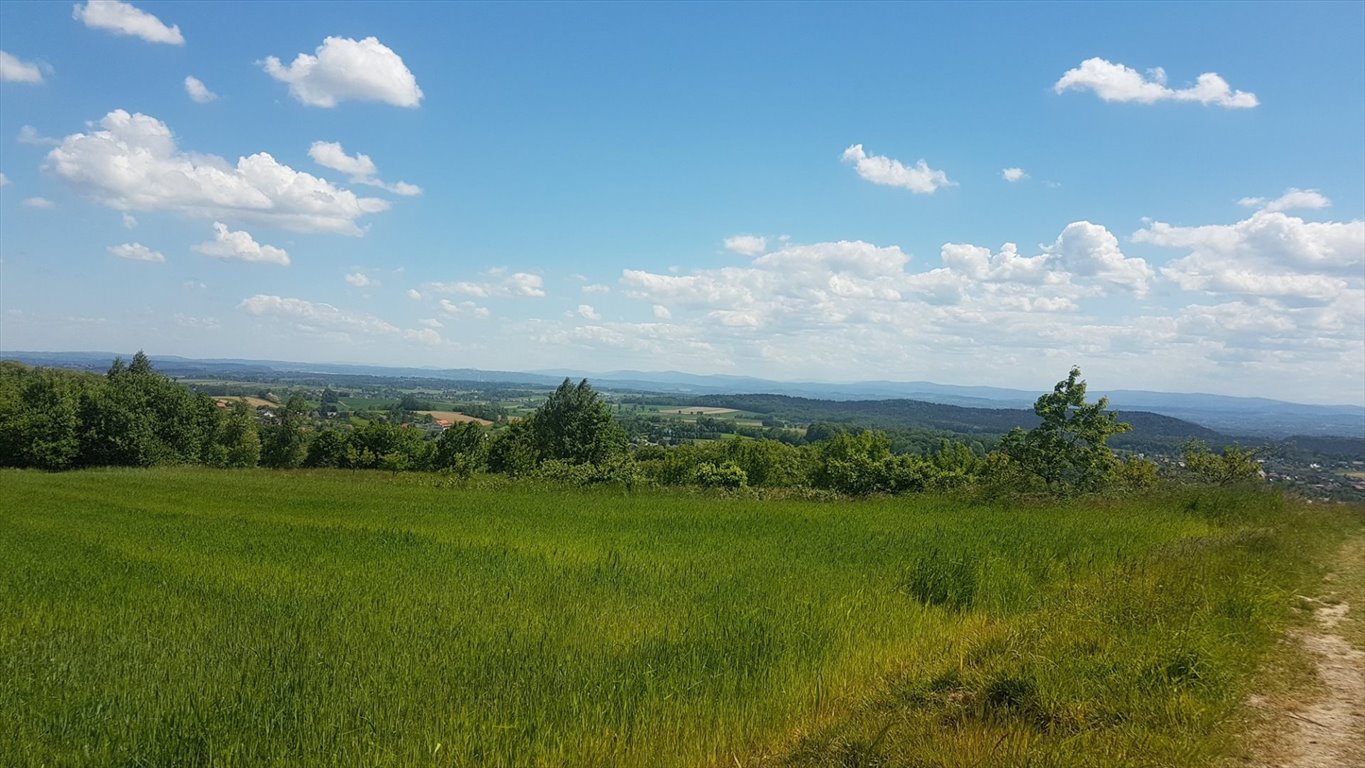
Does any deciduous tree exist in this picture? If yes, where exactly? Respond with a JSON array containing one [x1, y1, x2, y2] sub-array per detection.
[[530, 379, 626, 465], [434, 421, 487, 471], [997, 366, 1130, 494], [261, 395, 308, 469], [210, 401, 260, 468], [1182, 440, 1261, 485]]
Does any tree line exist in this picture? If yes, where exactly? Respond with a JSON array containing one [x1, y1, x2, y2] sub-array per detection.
[[0, 356, 1258, 495]]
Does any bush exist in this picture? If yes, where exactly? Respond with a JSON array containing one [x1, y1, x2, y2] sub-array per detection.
[[884, 453, 935, 493], [1182, 441, 1262, 486], [304, 428, 349, 468], [1115, 456, 1159, 490], [434, 422, 487, 472], [693, 461, 748, 489], [812, 431, 894, 495], [722, 439, 809, 488], [533, 457, 649, 489]]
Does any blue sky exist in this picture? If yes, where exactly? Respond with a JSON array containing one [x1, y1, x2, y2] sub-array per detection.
[[1, 1, 1362, 404]]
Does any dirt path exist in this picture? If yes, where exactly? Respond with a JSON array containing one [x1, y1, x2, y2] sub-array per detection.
[[1282, 599, 1365, 767], [1247, 547, 1365, 768]]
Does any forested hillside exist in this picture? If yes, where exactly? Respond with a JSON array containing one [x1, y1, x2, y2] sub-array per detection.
[[692, 393, 1224, 451]]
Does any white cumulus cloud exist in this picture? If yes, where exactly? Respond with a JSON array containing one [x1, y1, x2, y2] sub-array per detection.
[[621, 240, 915, 322], [427, 270, 546, 298], [1237, 188, 1331, 213], [404, 328, 441, 345], [936, 242, 1055, 285], [907, 223, 1153, 303], [344, 272, 372, 287], [193, 222, 290, 266], [1045, 221, 1154, 296], [1054, 57, 1258, 108], [405, 288, 422, 301], [523, 224, 1362, 402], [576, 304, 601, 321], [0, 172, 9, 187], [309, 141, 376, 178], [586, 232, 1162, 385], [621, 227, 1153, 347], [262, 36, 422, 108], [841, 144, 954, 194], [308, 141, 421, 196], [724, 234, 767, 256], [46, 110, 390, 235], [240, 294, 440, 344], [184, 76, 217, 103], [108, 242, 164, 262], [22, 197, 54, 209], [0, 51, 45, 83], [438, 299, 491, 318], [18, 126, 58, 146], [1136, 211, 1364, 273], [240, 294, 390, 333], [1135, 210, 1364, 304], [73, 1, 183, 45], [1002, 167, 1027, 182]]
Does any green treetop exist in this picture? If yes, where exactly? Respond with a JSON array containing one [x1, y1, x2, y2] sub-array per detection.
[[997, 366, 1130, 494], [530, 379, 626, 466]]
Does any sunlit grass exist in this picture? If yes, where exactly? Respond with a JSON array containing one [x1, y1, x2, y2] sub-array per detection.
[[1, 468, 1357, 767]]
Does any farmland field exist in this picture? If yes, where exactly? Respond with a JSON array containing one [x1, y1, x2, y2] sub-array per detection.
[[214, 396, 277, 409], [416, 410, 495, 425], [1, 469, 1360, 767]]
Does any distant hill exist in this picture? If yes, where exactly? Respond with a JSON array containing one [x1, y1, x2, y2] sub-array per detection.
[[5, 350, 1360, 438], [690, 393, 1223, 450], [535, 369, 1363, 437], [1095, 391, 1365, 438], [2, 351, 565, 387]]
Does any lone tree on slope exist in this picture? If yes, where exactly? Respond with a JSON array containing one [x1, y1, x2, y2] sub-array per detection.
[[997, 366, 1130, 494], [530, 378, 626, 466]]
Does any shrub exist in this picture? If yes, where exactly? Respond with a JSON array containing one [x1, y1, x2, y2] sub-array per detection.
[[1182, 441, 1261, 486], [1115, 456, 1159, 490], [812, 431, 894, 495], [693, 461, 748, 489], [533, 459, 600, 486], [533, 457, 648, 489]]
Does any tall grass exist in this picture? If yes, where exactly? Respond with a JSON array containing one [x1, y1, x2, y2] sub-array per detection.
[[0, 468, 1357, 767]]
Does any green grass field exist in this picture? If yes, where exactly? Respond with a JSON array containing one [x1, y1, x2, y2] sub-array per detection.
[[2, 469, 1359, 767]]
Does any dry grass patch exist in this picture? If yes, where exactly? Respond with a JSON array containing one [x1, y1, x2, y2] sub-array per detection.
[[215, 396, 276, 409], [417, 410, 493, 425]]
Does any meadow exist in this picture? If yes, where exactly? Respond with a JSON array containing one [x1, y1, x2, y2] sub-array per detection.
[[2, 468, 1359, 767]]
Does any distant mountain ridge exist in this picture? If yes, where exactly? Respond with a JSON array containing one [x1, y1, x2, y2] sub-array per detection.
[[4, 350, 1361, 438], [688, 393, 1223, 450], [537, 370, 1363, 438]]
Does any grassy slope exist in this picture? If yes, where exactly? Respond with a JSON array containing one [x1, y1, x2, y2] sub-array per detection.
[[0, 468, 1359, 768]]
